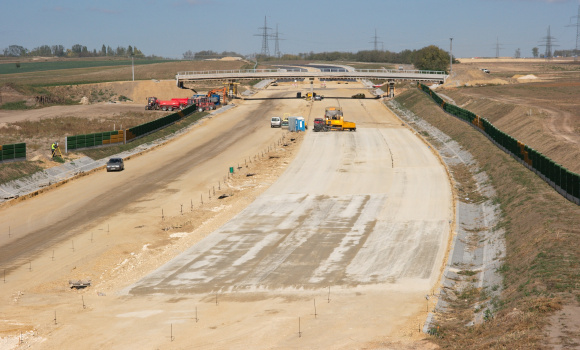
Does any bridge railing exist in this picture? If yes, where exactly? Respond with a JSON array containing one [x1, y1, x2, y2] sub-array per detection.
[[176, 68, 446, 77]]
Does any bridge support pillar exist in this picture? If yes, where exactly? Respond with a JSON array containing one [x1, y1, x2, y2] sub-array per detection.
[[388, 81, 395, 98]]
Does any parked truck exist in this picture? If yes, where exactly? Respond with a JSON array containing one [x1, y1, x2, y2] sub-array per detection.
[[313, 107, 356, 132], [146, 97, 183, 111]]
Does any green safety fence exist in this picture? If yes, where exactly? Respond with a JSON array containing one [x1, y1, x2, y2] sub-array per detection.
[[0, 143, 26, 162], [65, 102, 197, 151], [126, 103, 197, 141], [418, 83, 580, 205], [67, 130, 124, 151]]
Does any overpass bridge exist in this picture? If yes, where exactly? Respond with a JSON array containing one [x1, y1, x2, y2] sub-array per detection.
[[176, 68, 448, 88]]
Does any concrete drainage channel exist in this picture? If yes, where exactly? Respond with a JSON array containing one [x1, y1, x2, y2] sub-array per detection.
[[0, 105, 236, 204], [386, 100, 506, 332]]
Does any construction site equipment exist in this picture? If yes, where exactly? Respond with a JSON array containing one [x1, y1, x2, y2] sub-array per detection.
[[282, 113, 290, 127], [146, 97, 196, 111], [69, 280, 91, 289], [145, 97, 181, 111], [51, 142, 63, 159], [207, 86, 228, 105], [171, 98, 193, 108], [226, 82, 239, 98], [314, 107, 356, 132], [193, 96, 216, 112]]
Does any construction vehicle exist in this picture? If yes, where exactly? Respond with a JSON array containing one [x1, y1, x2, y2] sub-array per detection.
[[170, 98, 193, 108], [281, 113, 290, 127], [145, 97, 181, 111], [193, 96, 215, 112], [206, 86, 228, 106], [305, 92, 323, 101], [314, 107, 356, 132]]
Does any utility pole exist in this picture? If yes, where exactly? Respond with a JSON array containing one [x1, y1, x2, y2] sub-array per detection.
[[449, 38, 453, 75], [131, 55, 134, 81]]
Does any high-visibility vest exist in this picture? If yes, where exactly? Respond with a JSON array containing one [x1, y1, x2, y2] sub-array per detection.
[[51, 143, 55, 150]]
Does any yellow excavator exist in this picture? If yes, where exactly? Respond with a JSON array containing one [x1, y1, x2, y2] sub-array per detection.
[[314, 107, 356, 132]]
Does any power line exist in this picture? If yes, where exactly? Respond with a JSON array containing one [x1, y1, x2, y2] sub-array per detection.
[[254, 16, 271, 56]]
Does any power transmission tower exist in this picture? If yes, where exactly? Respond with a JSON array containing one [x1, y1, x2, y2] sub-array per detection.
[[539, 25, 558, 60], [494, 37, 505, 58], [254, 16, 271, 57], [270, 24, 285, 58], [369, 29, 383, 51], [567, 5, 580, 60]]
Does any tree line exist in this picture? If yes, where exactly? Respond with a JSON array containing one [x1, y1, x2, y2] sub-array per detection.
[[1, 44, 146, 58], [182, 50, 244, 60], [182, 45, 454, 72], [279, 46, 453, 71]]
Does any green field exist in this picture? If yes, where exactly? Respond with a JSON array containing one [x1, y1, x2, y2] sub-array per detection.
[[0, 59, 180, 75]]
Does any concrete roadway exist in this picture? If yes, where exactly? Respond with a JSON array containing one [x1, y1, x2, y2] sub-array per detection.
[[0, 82, 454, 349], [128, 89, 453, 295]]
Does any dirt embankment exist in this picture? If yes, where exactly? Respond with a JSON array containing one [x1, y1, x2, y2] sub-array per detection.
[[48, 80, 195, 104], [396, 88, 580, 349], [436, 60, 580, 173], [439, 82, 580, 173]]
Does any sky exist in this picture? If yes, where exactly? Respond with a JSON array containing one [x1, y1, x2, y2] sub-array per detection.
[[1, 0, 580, 59]]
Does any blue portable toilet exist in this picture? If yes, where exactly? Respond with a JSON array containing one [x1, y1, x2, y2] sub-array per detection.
[[288, 116, 305, 132], [296, 117, 305, 132]]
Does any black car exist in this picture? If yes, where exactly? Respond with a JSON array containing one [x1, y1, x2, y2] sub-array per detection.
[[106, 158, 124, 172]]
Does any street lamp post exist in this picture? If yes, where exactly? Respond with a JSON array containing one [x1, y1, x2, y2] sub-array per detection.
[[131, 55, 134, 81], [449, 38, 453, 75]]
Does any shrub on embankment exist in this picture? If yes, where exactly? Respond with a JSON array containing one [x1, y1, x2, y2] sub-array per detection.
[[395, 88, 580, 348]]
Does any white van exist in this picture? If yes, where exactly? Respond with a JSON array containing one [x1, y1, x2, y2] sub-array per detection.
[[271, 117, 281, 128]]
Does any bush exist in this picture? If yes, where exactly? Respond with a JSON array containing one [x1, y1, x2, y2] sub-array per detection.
[[413, 45, 450, 72]]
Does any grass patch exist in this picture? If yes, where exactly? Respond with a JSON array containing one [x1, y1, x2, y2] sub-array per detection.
[[0, 100, 34, 110], [0, 161, 44, 184], [0, 59, 179, 75]]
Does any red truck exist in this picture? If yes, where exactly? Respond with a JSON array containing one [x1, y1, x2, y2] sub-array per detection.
[[145, 97, 193, 111]]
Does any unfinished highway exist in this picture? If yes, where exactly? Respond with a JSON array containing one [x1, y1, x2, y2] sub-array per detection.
[[0, 81, 453, 349]]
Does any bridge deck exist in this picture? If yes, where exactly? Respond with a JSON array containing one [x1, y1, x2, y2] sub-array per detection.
[[176, 68, 448, 84]]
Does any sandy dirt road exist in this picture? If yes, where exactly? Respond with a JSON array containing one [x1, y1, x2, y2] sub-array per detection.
[[0, 82, 451, 350], [0, 103, 149, 124]]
